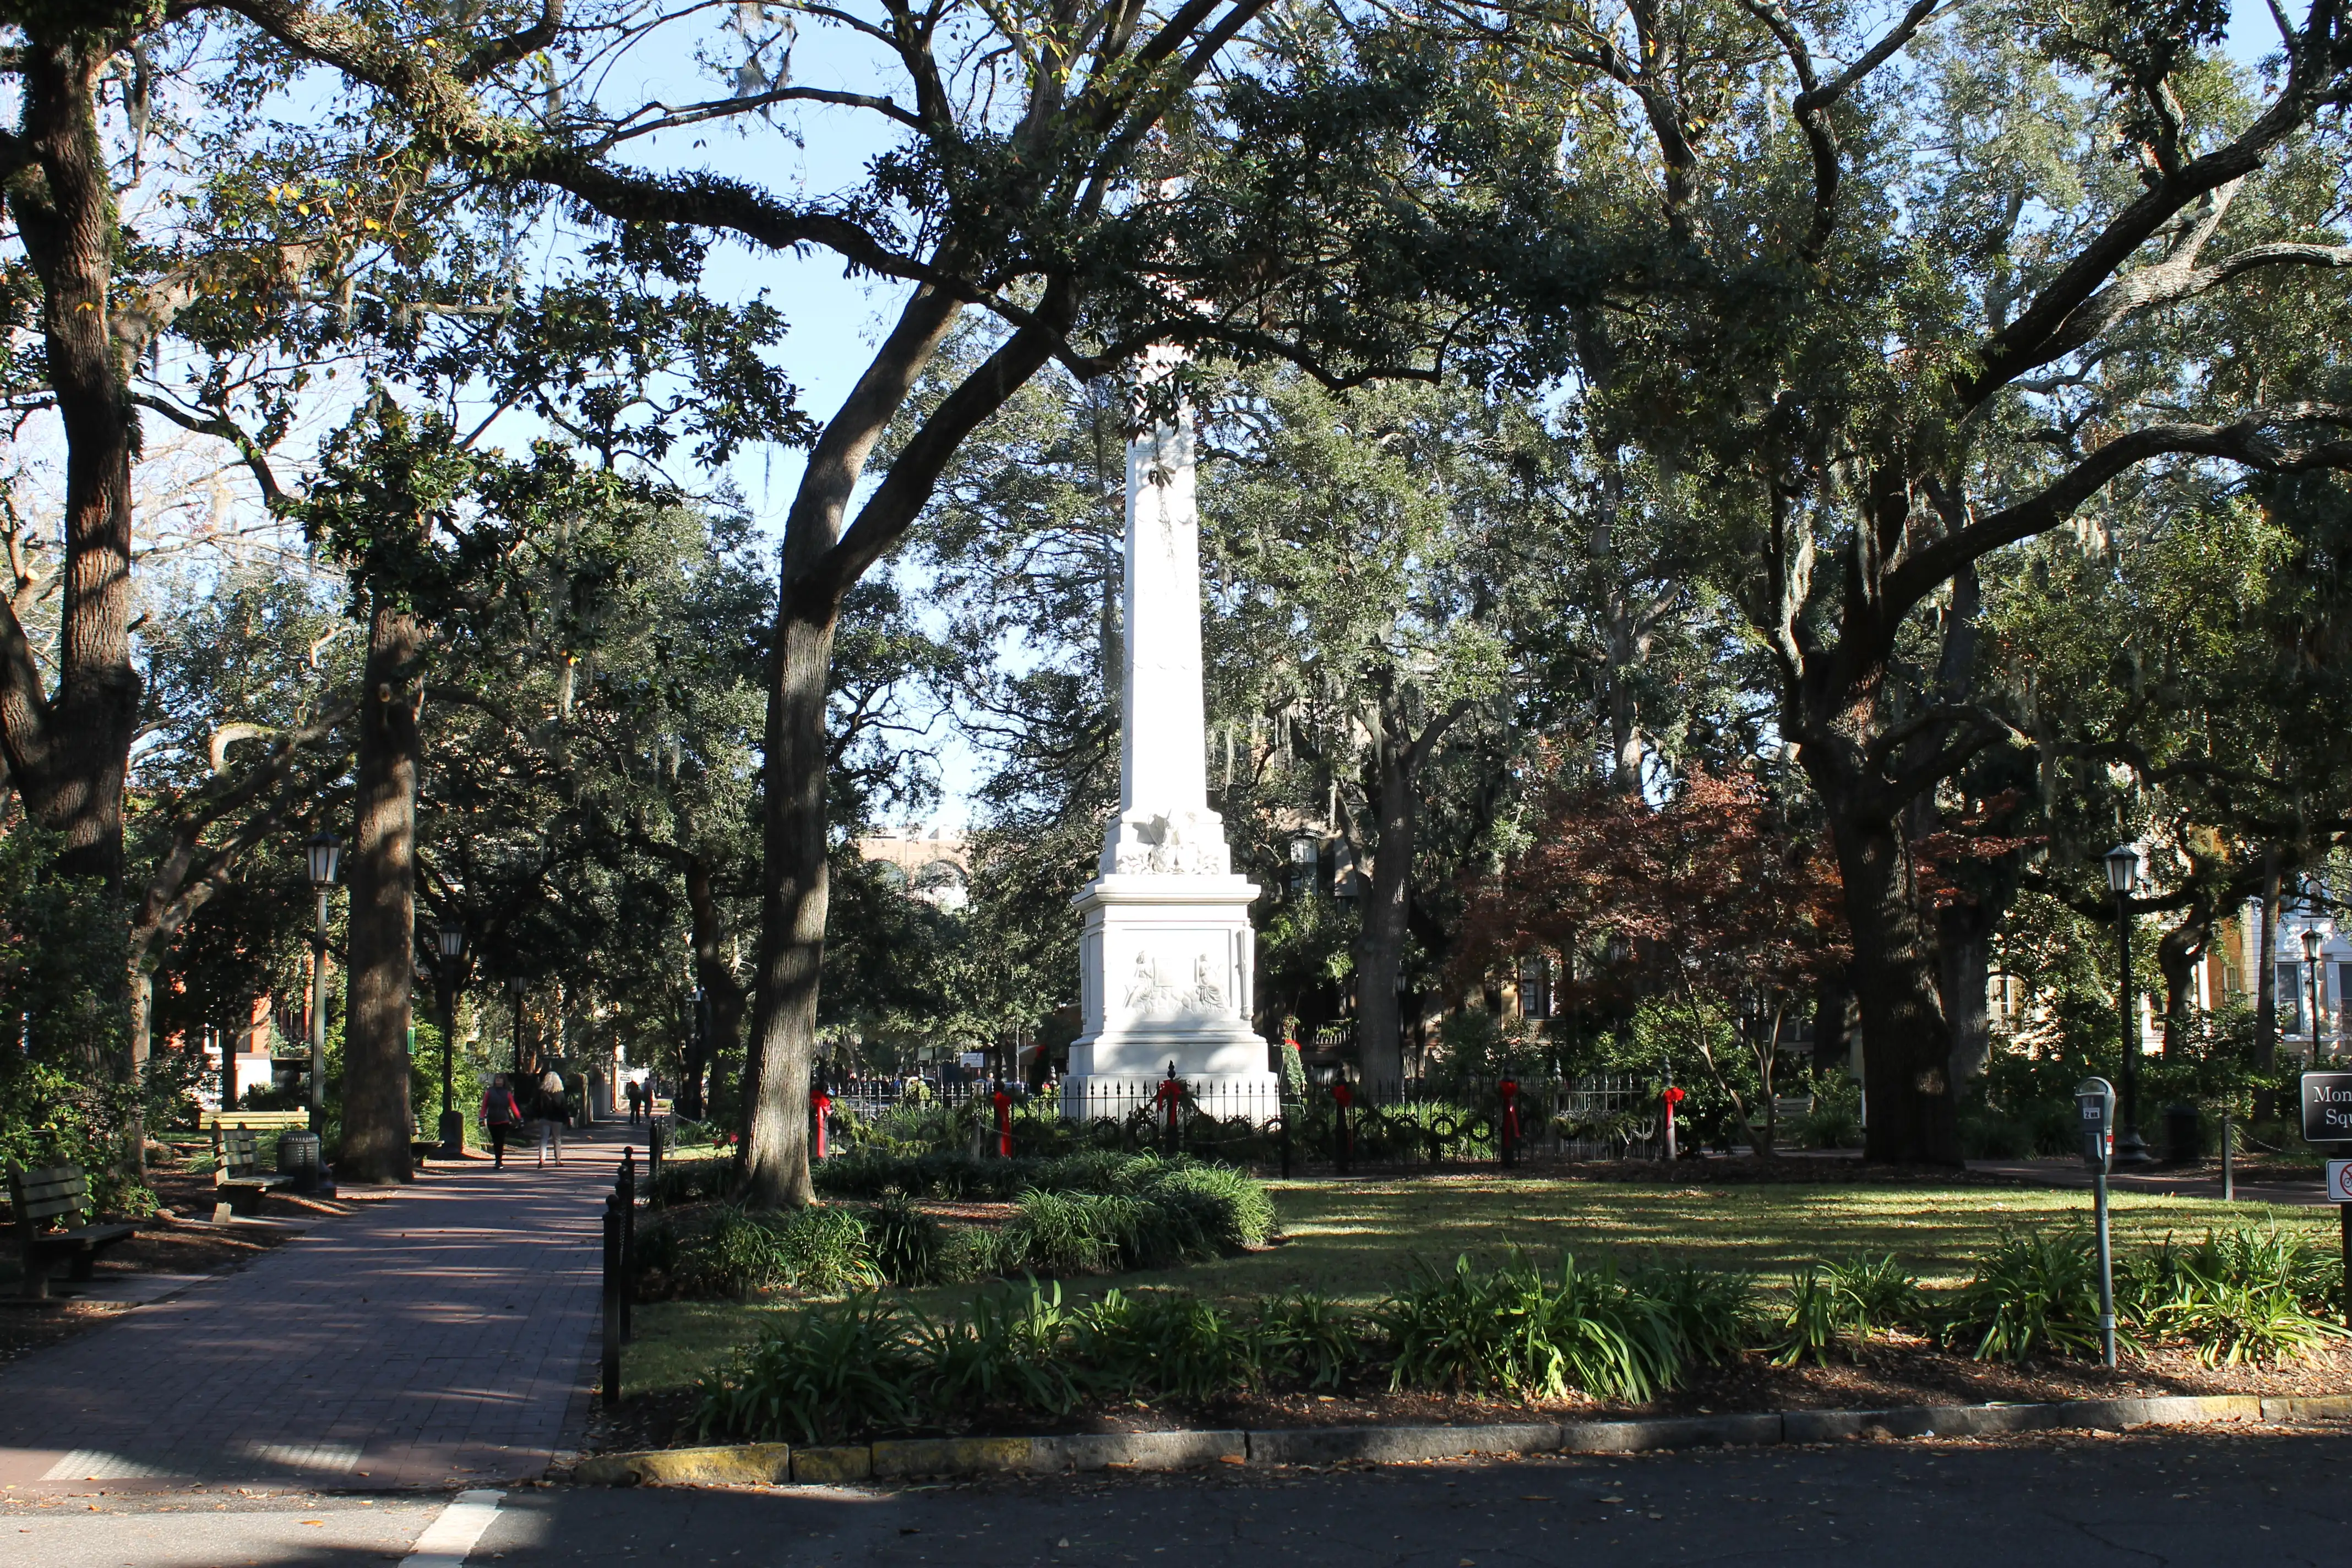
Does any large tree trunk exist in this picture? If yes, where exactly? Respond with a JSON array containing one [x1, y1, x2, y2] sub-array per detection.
[[340, 597, 422, 1185], [742, 601, 835, 1207], [2256, 850, 2280, 1072], [1824, 808, 1962, 1165], [1812, 974, 1854, 1078], [1354, 745, 1416, 1088], [0, 41, 140, 889], [1936, 898, 1995, 1085], [2156, 894, 2213, 1061], [679, 853, 748, 1151]]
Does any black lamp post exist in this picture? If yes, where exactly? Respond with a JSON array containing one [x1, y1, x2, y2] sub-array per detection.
[[437, 925, 466, 1157], [2304, 925, 2327, 1064], [304, 830, 341, 1135], [508, 975, 527, 1075], [2104, 843, 2153, 1166]]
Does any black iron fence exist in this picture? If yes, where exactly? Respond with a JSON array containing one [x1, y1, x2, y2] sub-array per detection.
[[819, 1073, 1667, 1173]]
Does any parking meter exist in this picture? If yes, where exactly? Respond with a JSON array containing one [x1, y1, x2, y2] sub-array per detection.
[[2075, 1075, 2119, 1366], [2075, 1076, 2115, 1172]]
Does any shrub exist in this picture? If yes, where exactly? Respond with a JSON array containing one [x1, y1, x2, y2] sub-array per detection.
[[1075, 1289, 1260, 1401], [1000, 1190, 1130, 1275], [937, 1224, 1007, 1282], [1762, 1254, 1921, 1369], [1947, 1229, 2116, 1363], [1628, 1261, 1757, 1367], [669, 1205, 881, 1298], [2125, 1227, 2348, 1366], [861, 1194, 946, 1287], [1145, 1163, 1277, 1248], [651, 1155, 733, 1206], [918, 1281, 1081, 1418], [693, 1295, 922, 1444], [1255, 1291, 1366, 1390], [1376, 1251, 1680, 1402]]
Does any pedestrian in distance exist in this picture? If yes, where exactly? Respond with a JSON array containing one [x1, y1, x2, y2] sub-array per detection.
[[624, 1077, 644, 1124], [537, 1066, 567, 1165], [481, 1075, 524, 1169]]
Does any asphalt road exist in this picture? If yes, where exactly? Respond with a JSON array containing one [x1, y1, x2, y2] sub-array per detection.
[[5, 1424, 2346, 1568]]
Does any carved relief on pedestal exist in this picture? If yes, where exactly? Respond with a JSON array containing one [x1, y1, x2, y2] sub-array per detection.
[[1118, 941, 1234, 1019], [1106, 808, 1232, 876]]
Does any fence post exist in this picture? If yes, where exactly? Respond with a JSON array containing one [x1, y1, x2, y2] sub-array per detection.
[[647, 1118, 665, 1209], [602, 1191, 623, 1408], [1499, 1077, 1520, 1169], [617, 1148, 636, 1342], [1332, 1082, 1354, 1175], [1277, 1112, 1292, 1179]]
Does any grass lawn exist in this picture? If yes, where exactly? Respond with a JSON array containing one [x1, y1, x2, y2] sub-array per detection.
[[623, 1173, 2339, 1400]]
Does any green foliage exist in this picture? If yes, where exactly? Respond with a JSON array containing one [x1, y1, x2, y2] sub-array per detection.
[[860, 1193, 948, 1287], [1790, 1071, 1865, 1151], [693, 1296, 922, 1445], [1374, 1251, 1681, 1402], [2124, 1227, 2347, 1366], [1629, 1261, 1759, 1366], [1766, 1254, 1921, 1366], [669, 1205, 882, 1298], [1947, 1230, 2116, 1363], [918, 1281, 1082, 1418], [1254, 1291, 1368, 1391], [1076, 1289, 1262, 1402]]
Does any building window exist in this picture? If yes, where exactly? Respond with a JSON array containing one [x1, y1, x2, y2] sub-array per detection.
[[2280, 964, 2308, 1032], [1517, 965, 1552, 1020]]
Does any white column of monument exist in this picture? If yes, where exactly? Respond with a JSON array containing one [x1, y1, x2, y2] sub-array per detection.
[[1117, 344, 1210, 824], [1063, 343, 1277, 1120]]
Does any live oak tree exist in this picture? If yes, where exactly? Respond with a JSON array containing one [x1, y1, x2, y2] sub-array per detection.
[[1406, 0, 2352, 1160], [228, 0, 1478, 1204]]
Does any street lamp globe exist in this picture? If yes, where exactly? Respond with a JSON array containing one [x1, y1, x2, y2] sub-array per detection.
[[2304, 925, 2326, 963], [438, 925, 465, 962], [306, 830, 342, 886], [2102, 843, 2140, 896]]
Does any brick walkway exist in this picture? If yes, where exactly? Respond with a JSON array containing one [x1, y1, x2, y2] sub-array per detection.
[[0, 1123, 641, 1493]]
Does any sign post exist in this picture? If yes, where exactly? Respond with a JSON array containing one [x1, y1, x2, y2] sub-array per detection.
[[2303, 1072, 2352, 1327], [2076, 1076, 2117, 1368]]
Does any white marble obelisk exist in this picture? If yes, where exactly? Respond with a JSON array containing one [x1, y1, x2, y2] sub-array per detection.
[[1062, 347, 1276, 1121]]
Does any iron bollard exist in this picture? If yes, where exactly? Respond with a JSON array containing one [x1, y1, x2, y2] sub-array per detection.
[[648, 1120, 665, 1209], [617, 1148, 637, 1342], [602, 1191, 623, 1408]]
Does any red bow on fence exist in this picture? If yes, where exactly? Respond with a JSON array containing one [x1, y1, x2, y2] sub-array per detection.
[[809, 1090, 834, 1160], [992, 1088, 1014, 1157]]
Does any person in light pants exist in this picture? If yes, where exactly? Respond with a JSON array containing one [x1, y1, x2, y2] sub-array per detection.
[[537, 1067, 567, 1165]]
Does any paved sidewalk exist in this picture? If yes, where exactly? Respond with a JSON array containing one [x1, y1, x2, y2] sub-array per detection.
[[0, 1123, 641, 1493]]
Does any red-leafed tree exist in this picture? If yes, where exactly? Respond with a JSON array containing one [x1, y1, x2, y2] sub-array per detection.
[[1458, 771, 1847, 1153]]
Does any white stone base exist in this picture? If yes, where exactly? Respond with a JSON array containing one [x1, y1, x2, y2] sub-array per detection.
[[1066, 869, 1274, 1123], [1060, 1071, 1282, 1124]]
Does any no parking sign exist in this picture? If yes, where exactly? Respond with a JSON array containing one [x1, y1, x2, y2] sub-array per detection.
[[2328, 1161, 2352, 1205]]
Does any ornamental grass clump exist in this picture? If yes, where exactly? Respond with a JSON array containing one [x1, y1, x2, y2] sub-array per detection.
[[693, 1295, 923, 1445], [670, 1205, 882, 1298], [2124, 1226, 2347, 1366], [1628, 1261, 1758, 1368], [1375, 1251, 1681, 1402], [918, 1281, 1082, 1419], [859, 1193, 947, 1287], [1767, 1253, 1925, 1367], [1946, 1229, 2117, 1363], [1254, 1291, 1368, 1390]]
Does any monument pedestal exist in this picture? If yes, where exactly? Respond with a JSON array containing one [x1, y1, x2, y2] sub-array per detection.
[[1063, 871, 1278, 1123]]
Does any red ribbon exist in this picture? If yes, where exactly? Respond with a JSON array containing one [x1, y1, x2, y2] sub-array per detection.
[[1499, 1077, 1520, 1144], [992, 1088, 1013, 1157], [1331, 1081, 1354, 1108], [810, 1090, 833, 1159]]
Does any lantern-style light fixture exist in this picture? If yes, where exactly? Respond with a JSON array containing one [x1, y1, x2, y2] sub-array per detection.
[[2304, 926, 2326, 963], [2101, 843, 2141, 896], [306, 830, 342, 887], [438, 925, 465, 962]]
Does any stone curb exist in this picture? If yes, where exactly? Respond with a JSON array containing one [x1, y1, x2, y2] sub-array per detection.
[[564, 1392, 2352, 1488]]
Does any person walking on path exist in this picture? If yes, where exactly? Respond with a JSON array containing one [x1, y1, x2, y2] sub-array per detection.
[[481, 1074, 524, 1168], [537, 1068, 568, 1166], [624, 1077, 644, 1124]]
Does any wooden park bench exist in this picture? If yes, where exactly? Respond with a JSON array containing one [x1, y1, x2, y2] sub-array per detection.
[[195, 1109, 309, 1134], [8, 1166, 136, 1300], [211, 1126, 297, 1219]]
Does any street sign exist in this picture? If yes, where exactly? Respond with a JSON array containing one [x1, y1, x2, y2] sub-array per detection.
[[2300, 1071, 2352, 1143], [2328, 1160, 2352, 1205]]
